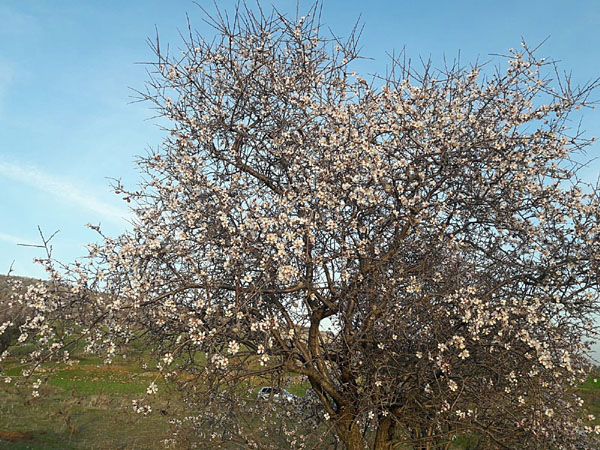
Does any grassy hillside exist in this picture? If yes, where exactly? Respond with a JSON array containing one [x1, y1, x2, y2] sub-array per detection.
[[0, 274, 38, 355], [0, 355, 173, 449], [0, 274, 168, 448]]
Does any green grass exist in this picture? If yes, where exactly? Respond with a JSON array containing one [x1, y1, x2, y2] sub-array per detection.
[[577, 374, 600, 423], [0, 356, 174, 449], [3, 359, 600, 449]]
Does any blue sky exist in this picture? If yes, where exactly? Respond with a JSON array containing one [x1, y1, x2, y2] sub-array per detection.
[[1, 0, 600, 279]]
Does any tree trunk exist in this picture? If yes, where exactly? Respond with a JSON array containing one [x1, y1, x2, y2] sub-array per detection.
[[373, 416, 395, 450], [335, 414, 365, 450]]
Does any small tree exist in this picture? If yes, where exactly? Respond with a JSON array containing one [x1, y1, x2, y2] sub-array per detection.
[[7, 3, 600, 449]]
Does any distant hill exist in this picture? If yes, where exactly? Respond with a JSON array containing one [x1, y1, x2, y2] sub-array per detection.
[[0, 274, 42, 352], [0, 274, 40, 294]]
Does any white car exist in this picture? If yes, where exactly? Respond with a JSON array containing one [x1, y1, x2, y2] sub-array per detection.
[[257, 387, 298, 402]]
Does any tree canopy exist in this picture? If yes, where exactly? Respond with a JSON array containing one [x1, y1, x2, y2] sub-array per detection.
[[5, 3, 600, 449]]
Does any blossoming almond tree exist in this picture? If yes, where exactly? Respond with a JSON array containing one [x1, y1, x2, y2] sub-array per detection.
[[5, 3, 600, 449]]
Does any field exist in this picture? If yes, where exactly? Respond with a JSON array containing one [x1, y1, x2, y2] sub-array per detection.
[[2, 351, 600, 449], [0, 359, 324, 449], [0, 345, 316, 449], [0, 354, 175, 449], [0, 275, 317, 449]]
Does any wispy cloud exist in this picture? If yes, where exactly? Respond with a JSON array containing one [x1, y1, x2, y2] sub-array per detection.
[[0, 159, 130, 225], [0, 231, 35, 246]]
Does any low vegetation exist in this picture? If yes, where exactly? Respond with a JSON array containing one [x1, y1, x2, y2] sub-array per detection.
[[0, 355, 174, 449]]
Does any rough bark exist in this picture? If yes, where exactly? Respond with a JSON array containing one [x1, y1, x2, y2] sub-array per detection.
[[335, 412, 365, 450], [373, 416, 395, 450]]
